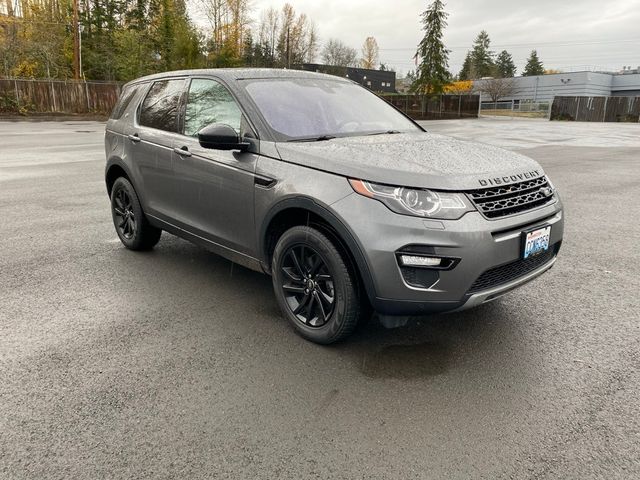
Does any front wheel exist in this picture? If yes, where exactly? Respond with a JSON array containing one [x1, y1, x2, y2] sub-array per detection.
[[271, 226, 361, 344], [110, 177, 161, 250]]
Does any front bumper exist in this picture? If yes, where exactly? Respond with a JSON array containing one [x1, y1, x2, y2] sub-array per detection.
[[330, 192, 564, 315]]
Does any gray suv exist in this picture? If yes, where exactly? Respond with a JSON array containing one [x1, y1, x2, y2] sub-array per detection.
[[105, 68, 563, 344]]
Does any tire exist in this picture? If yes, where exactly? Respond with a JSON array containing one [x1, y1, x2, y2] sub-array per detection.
[[110, 177, 161, 250], [271, 225, 361, 344]]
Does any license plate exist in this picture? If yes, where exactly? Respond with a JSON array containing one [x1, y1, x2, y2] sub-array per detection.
[[523, 225, 551, 259]]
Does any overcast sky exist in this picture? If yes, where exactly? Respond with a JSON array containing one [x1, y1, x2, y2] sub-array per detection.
[[243, 0, 640, 76]]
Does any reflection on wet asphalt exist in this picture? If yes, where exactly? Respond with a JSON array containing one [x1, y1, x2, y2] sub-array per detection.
[[360, 341, 451, 378]]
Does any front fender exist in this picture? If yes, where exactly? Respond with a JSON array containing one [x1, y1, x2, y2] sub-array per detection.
[[258, 195, 377, 304]]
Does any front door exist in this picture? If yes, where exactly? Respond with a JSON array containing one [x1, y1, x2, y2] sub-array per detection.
[[171, 77, 259, 256]]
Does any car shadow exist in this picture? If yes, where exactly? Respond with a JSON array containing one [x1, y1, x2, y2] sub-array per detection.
[[126, 236, 532, 382]]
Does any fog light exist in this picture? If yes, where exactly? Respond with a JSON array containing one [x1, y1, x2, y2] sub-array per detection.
[[399, 255, 442, 267]]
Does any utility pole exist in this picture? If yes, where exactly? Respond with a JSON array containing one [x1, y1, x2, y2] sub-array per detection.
[[72, 0, 80, 80]]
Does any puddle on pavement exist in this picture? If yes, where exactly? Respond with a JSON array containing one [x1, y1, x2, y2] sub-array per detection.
[[360, 341, 450, 379]]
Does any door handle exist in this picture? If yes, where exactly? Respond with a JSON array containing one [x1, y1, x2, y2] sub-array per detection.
[[127, 133, 141, 143], [173, 146, 192, 157]]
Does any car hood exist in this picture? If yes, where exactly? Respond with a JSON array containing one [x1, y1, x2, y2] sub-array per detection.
[[275, 132, 544, 190]]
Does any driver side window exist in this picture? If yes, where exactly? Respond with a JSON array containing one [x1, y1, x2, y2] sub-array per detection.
[[184, 78, 242, 137]]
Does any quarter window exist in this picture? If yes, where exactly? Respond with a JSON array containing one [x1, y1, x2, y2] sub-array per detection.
[[139, 79, 185, 132], [184, 78, 242, 137], [110, 83, 142, 119]]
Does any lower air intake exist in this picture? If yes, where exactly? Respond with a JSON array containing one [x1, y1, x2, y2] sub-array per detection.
[[467, 247, 556, 294]]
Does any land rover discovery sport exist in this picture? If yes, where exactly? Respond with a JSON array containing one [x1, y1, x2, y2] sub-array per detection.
[[105, 68, 563, 344]]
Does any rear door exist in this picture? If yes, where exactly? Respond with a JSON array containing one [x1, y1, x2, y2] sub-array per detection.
[[171, 77, 259, 255], [129, 78, 186, 221]]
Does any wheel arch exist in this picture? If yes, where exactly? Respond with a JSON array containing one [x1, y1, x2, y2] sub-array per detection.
[[260, 197, 377, 304], [105, 159, 137, 197]]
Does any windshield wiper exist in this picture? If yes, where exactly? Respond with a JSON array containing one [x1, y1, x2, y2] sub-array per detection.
[[289, 135, 337, 142], [366, 130, 402, 136]]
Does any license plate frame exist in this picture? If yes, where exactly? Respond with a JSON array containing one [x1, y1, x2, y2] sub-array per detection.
[[522, 225, 551, 259]]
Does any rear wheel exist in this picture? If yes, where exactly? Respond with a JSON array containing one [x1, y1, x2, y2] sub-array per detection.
[[272, 226, 360, 344], [110, 177, 161, 250]]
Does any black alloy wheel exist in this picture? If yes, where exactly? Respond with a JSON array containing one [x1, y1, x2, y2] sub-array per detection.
[[272, 225, 361, 344], [281, 245, 336, 327], [110, 177, 162, 250], [113, 188, 136, 240]]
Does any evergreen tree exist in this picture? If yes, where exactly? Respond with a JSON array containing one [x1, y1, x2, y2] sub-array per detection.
[[523, 50, 545, 76], [458, 51, 474, 80], [412, 0, 450, 94], [469, 30, 494, 78], [157, 0, 176, 70], [243, 30, 255, 66], [495, 50, 516, 77]]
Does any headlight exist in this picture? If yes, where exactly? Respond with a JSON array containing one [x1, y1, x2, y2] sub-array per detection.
[[349, 179, 474, 220]]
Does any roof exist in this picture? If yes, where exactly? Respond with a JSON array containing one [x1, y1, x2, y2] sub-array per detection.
[[124, 68, 349, 87]]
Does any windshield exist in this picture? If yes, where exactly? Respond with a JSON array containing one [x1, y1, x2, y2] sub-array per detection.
[[242, 78, 420, 141]]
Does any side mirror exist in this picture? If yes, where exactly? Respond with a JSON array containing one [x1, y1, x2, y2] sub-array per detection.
[[198, 123, 249, 151]]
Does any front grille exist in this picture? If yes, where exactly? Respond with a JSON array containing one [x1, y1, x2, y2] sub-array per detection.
[[468, 176, 555, 218], [467, 247, 556, 294]]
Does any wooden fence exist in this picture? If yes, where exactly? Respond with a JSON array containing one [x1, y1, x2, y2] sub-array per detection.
[[551, 95, 640, 122], [0, 79, 481, 120], [0, 78, 122, 114], [380, 94, 480, 120]]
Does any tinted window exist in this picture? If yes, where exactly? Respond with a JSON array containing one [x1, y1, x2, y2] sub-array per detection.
[[242, 78, 418, 141], [184, 78, 242, 137], [110, 83, 142, 119], [139, 79, 184, 132]]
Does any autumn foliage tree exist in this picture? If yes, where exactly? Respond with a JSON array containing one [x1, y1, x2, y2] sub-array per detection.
[[0, 0, 203, 80], [360, 36, 379, 69], [0, 0, 73, 78], [444, 80, 473, 94]]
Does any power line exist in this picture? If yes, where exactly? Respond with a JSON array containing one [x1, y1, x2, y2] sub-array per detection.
[[378, 37, 640, 51]]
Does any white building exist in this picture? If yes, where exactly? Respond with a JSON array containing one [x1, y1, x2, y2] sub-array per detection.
[[475, 71, 640, 104]]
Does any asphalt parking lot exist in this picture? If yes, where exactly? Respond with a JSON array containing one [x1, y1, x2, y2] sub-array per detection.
[[1, 116, 639, 479]]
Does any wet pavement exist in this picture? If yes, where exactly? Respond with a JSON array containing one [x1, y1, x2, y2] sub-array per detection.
[[1, 118, 639, 479]]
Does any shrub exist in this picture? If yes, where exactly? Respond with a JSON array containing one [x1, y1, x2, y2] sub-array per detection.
[[0, 93, 32, 115]]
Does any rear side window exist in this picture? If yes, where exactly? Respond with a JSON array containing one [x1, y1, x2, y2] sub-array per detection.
[[110, 84, 142, 119], [139, 79, 185, 132]]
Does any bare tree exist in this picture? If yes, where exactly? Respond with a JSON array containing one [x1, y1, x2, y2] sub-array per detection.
[[360, 36, 379, 69], [475, 77, 519, 103], [304, 21, 318, 63], [258, 6, 279, 61], [276, 3, 295, 66], [321, 39, 357, 67], [227, 0, 253, 55], [289, 12, 308, 63], [199, 0, 229, 54]]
